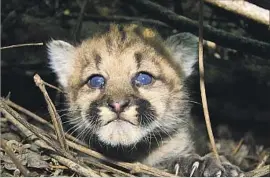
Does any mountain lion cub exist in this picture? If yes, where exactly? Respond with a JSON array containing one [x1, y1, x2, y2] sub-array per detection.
[[47, 24, 242, 176]]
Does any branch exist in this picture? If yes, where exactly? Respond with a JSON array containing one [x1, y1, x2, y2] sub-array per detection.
[[0, 43, 44, 50], [256, 152, 269, 169], [204, 0, 269, 26], [0, 105, 54, 151], [34, 74, 68, 151], [42, 81, 64, 93], [82, 157, 135, 177], [0, 100, 100, 177], [125, 0, 270, 58], [4, 98, 86, 146], [246, 0, 270, 10], [50, 154, 100, 177], [0, 100, 74, 162], [198, 0, 220, 163], [245, 165, 270, 177], [0, 138, 31, 177]]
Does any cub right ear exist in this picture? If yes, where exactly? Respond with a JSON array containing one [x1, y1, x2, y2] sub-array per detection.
[[47, 40, 75, 88], [165, 33, 198, 78]]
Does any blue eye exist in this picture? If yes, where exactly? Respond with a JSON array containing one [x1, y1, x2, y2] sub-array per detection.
[[87, 75, 105, 88], [134, 72, 153, 86]]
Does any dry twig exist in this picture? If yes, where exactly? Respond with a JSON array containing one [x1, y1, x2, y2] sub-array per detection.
[[0, 138, 31, 176], [0, 100, 74, 161], [34, 74, 68, 151], [50, 154, 100, 177], [5, 99, 52, 126], [0, 43, 43, 50], [256, 152, 270, 169], [204, 0, 269, 26], [1, 101, 56, 149], [42, 81, 64, 93], [232, 138, 244, 156], [1, 106, 54, 151], [245, 165, 270, 177], [198, 0, 220, 162], [4, 98, 86, 146], [0, 101, 100, 177], [50, 165, 68, 169], [82, 157, 135, 177]]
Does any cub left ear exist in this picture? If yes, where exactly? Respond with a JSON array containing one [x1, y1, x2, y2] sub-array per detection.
[[165, 33, 198, 77], [47, 40, 76, 88]]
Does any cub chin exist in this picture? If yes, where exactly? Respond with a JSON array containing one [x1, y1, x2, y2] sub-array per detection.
[[47, 24, 242, 176]]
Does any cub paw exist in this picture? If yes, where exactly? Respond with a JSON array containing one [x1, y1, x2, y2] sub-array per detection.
[[169, 153, 244, 177]]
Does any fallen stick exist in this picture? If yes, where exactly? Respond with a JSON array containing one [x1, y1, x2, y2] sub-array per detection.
[[204, 0, 269, 26], [4, 98, 86, 146], [0, 102, 100, 177], [245, 165, 270, 177], [50, 154, 100, 177], [0, 106, 54, 151], [0, 100, 77, 163], [256, 152, 269, 169], [34, 74, 68, 151], [0, 138, 32, 177], [82, 157, 135, 177], [0, 43, 44, 50]]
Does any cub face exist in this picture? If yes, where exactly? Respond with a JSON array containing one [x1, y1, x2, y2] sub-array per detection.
[[48, 24, 198, 147]]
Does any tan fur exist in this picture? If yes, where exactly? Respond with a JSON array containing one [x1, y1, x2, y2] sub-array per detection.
[[48, 24, 197, 167], [63, 25, 185, 145], [48, 24, 243, 177], [142, 127, 194, 166]]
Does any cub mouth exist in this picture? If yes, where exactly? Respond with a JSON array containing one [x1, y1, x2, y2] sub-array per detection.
[[105, 117, 136, 126]]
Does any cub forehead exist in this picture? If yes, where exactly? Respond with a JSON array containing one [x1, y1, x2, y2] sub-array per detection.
[[74, 31, 170, 78], [47, 24, 198, 90], [78, 35, 154, 63], [77, 24, 170, 64]]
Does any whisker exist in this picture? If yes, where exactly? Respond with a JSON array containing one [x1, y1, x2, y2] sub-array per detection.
[[81, 116, 97, 142], [76, 119, 91, 141], [62, 116, 82, 124]]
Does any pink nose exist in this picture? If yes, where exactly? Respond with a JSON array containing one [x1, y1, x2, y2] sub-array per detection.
[[107, 99, 130, 113], [112, 102, 121, 112]]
